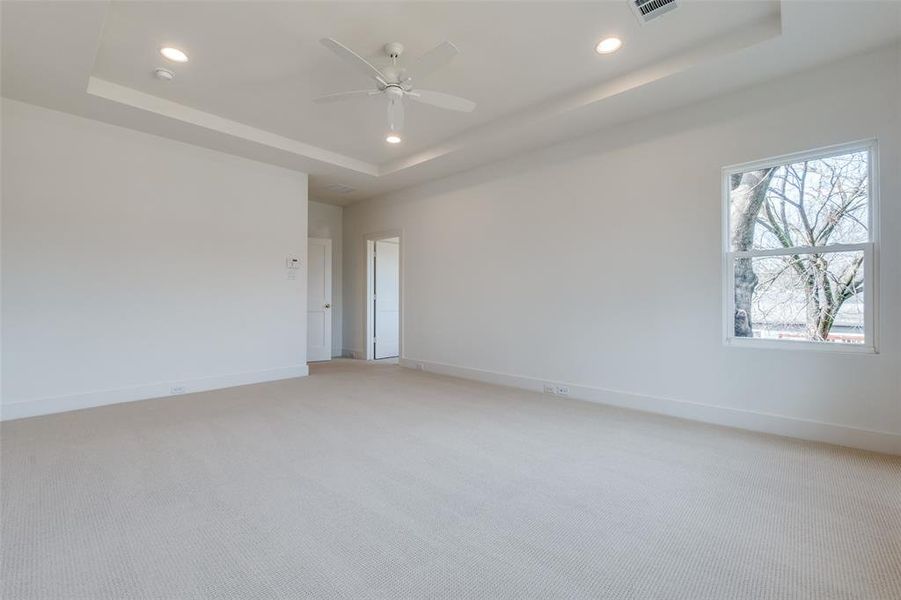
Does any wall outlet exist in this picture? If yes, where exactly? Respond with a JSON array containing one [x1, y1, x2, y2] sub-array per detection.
[[543, 384, 569, 397], [170, 385, 187, 395], [417, 363, 424, 370]]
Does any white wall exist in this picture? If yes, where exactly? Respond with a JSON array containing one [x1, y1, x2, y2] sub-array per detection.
[[343, 46, 901, 454], [308, 200, 343, 356], [1, 99, 309, 419]]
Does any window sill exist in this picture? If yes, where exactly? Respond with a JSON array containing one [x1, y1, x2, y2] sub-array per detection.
[[724, 337, 877, 354]]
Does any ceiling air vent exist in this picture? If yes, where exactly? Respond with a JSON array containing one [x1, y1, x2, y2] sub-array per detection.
[[323, 183, 355, 194], [631, 0, 679, 24]]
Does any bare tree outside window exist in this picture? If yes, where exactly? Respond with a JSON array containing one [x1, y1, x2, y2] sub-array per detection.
[[725, 144, 874, 348]]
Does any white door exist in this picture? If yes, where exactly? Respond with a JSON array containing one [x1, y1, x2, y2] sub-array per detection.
[[307, 238, 332, 362], [373, 239, 399, 359]]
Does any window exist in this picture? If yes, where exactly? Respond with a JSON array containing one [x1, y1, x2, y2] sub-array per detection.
[[723, 141, 877, 352]]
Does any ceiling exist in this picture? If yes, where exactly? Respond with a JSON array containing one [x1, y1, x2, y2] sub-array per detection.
[[92, 1, 777, 165], [3, 2, 900, 205]]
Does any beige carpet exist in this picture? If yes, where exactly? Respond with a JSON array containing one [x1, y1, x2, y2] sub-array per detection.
[[2, 360, 900, 599]]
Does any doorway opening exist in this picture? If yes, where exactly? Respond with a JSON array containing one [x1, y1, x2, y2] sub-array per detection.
[[366, 234, 401, 361]]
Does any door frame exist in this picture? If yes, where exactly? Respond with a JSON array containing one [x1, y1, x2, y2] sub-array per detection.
[[307, 237, 333, 362], [364, 229, 403, 361]]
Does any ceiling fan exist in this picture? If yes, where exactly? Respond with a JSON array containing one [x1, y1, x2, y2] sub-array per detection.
[[313, 38, 476, 144]]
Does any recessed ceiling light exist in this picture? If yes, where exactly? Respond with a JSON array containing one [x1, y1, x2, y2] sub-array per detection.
[[386, 134, 402, 144], [595, 37, 623, 55], [160, 47, 189, 63]]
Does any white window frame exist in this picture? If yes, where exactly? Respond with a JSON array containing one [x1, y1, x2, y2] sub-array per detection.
[[721, 139, 879, 354]]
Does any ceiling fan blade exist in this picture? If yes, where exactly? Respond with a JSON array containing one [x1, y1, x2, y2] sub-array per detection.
[[407, 89, 475, 112], [313, 89, 379, 104], [408, 41, 459, 82], [320, 38, 387, 87], [387, 96, 404, 132]]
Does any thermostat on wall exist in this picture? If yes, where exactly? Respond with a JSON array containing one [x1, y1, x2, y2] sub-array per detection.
[[286, 256, 300, 269]]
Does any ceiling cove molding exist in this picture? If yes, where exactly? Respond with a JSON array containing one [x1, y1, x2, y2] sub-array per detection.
[[86, 76, 379, 176]]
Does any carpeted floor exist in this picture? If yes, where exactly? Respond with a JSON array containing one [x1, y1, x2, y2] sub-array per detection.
[[2, 360, 900, 599]]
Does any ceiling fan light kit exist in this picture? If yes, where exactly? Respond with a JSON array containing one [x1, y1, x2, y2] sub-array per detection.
[[314, 38, 476, 144]]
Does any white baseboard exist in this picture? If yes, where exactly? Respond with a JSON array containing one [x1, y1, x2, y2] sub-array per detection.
[[399, 358, 901, 456], [1, 365, 310, 421]]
